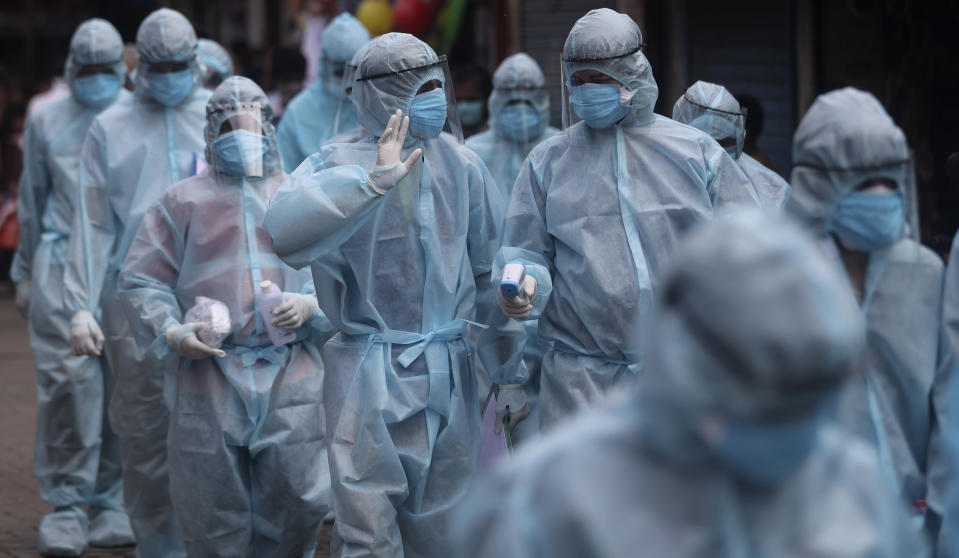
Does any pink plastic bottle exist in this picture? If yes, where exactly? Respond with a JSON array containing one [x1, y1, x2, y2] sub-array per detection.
[[256, 280, 296, 346]]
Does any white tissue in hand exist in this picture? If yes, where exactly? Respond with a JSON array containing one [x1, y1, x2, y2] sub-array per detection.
[[184, 296, 232, 349]]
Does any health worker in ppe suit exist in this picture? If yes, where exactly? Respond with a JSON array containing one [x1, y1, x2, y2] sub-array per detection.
[[456, 211, 928, 558], [12, 18, 134, 557], [197, 38, 233, 90], [495, 8, 759, 433], [64, 8, 212, 557], [264, 32, 517, 558], [785, 87, 950, 543], [465, 53, 560, 196], [276, 12, 370, 172], [673, 81, 790, 213], [465, 52, 560, 442], [118, 76, 333, 558]]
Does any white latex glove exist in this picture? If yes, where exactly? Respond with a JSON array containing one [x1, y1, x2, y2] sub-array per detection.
[[14, 281, 30, 319], [271, 293, 320, 329], [69, 310, 105, 356], [166, 322, 227, 359], [495, 384, 530, 434], [498, 274, 537, 319], [366, 109, 423, 195]]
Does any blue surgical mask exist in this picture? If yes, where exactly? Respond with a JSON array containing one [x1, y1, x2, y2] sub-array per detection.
[[570, 83, 631, 129], [73, 73, 122, 109], [457, 99, 485, 128], [213, 130, 269, 177], [831, 190, 905, 252], [146, 69, 196, 107], [498, 103, 543, 143], [713, 413, 823, 487], [409, 88, 448, 139]]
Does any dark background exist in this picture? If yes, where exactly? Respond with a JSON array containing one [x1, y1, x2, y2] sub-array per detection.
[[0, 0, 957, 255]]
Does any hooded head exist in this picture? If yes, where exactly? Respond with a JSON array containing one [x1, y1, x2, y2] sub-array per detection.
[[641, 211, 863, 484], [787, 87, 909, 237], [65, 19, 126, 109], [319, 13, 371, 98], [134, 8, 202, 106], [197, 38, 233, 90], [672, 81, 745, 160], [204, 76, 281, 179], [351, 32, 448, 141], [562, 8, 658, 128], [488, 53, 549, 143]]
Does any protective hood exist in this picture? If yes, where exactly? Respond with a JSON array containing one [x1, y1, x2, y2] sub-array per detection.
[[319, 13, 371, 96], [787, 87, 910, 235], [64, 19, 126, 105], [562, 8, 659, 127], [204, 76, 282, 178], [197, 38, 234, 83], [350, 32, 445, 140], [672, 80, 746, 159], [133, 8, 202, 101], [488, 53, 549, 141]]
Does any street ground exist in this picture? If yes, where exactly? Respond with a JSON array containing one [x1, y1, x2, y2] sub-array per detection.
[[0, 295, 332, 557]]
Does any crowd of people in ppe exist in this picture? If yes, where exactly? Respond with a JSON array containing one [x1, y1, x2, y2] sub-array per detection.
[[10, 5, 959, 558]]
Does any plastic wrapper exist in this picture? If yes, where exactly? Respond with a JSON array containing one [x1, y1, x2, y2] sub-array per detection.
[[184, 296, 232, 349]]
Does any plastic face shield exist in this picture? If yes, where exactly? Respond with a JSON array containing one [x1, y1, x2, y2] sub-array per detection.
[[211, 105, 269, 178], [560, 43, 644, 130], [356, 55, 464, 143]]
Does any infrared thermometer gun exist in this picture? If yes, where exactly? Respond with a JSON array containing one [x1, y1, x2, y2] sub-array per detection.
[[500, 261, 526, 298]]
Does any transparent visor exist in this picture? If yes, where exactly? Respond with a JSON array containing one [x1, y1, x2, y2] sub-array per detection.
[[560, 44, 643, 130], [210, 105, 270, 178], [357, 55, 464, 144]]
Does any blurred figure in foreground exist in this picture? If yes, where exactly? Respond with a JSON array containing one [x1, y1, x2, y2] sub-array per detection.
[[457, 211, 927, 557], [673, 81, 790, 213], [786, 87, 949, 542]]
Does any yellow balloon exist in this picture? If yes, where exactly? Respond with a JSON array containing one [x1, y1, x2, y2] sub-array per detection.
[[356, 0, 395, 37]]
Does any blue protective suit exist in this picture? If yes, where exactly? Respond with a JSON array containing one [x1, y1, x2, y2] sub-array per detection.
[[276, 12, 370, 172], [118, 76, 332, 557], [465, 52, 559, 442], [672, 80, 790, 213], [64, 9, 211, 557], [264, 32, 513, 558], [12, 18, 132, 555], [456, 211, 927, 557], [197, 38, 233, 90], [496, 9, 759, 432], [786, 87, 948, 542]]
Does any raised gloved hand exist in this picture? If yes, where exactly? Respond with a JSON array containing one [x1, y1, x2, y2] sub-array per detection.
[[271, 293, 320, 329], [495, 384, 530, 434], [166, 322, 227, 359], [366, 109, 423, 195], [69, 310, 105, 356], [498, 274, 537, 319], [14, 281, 30, 318]]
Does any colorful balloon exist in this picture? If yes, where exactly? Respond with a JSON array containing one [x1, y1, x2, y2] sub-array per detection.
[[393, 0, 434, 35], [356, 0, 394, 37]]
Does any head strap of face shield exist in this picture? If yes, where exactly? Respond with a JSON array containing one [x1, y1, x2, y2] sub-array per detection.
[[683, 94, 746, 118], [561, 43, 645, 63], [792, 158, 910, 173], [355, 55, 447, 82]]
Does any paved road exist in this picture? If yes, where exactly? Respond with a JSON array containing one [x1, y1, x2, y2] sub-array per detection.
[[0, 296, 332, 557]]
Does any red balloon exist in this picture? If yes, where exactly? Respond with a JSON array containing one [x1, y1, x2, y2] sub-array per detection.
[[393, 0, 434, 35]]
